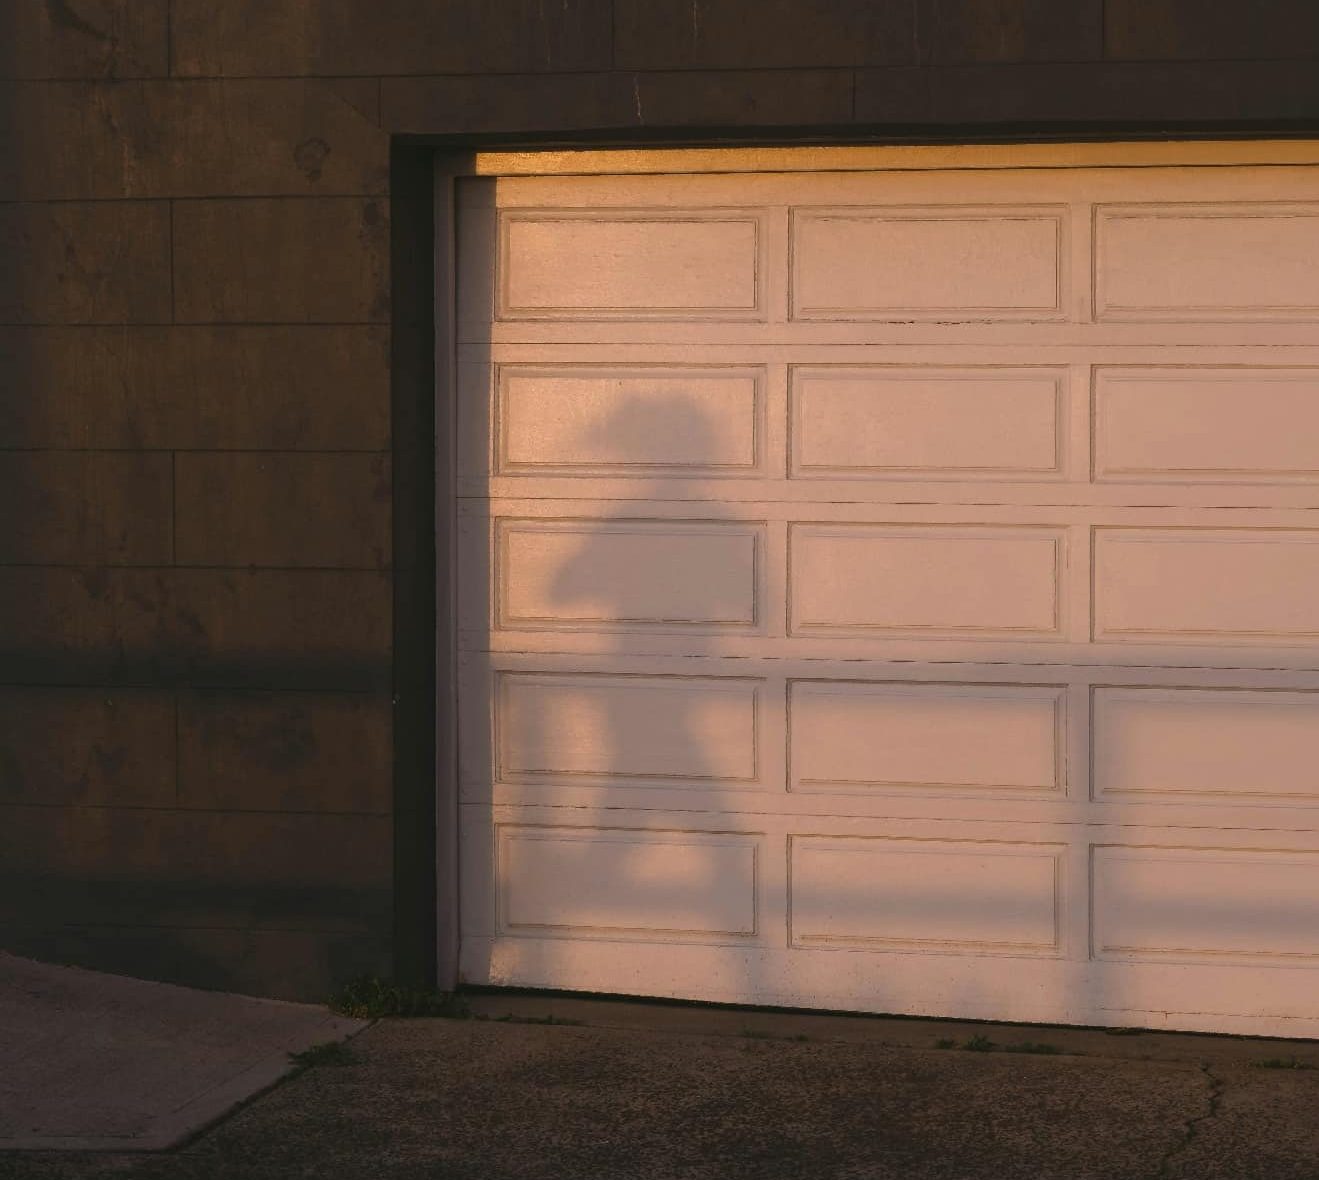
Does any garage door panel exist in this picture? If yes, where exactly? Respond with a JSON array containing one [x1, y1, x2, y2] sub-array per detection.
[[496, 825, 762, 942], [790, 365, 1066, 480], [789, 524, 1065, 640], [1097, 203, 1319, 321], [492, 517, 766, 633], [497, 209, 767, 321], [1094, 687, 1319, 804], [467, 651, 1319, 824], [1093, 844, 1319, 966], [790, 680, 1065, 798], [491, 671, 765, 790], [1094, 367, 1319, 483], [790, 206, 1066, 321], [460, 800, 1319, 1033], [789, 836, 1064, 955], [1095, 529, 1319, 643], [485, 364, 767, 479], [462, 349, 1319, 508]]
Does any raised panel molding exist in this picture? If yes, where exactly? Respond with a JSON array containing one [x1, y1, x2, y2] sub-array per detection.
[[497, 825, 760, 941], [495, 517, 764, 633], [495, 364, 765, 478], [495, 671, 763, 789], [790, 836, 1063, 954], [790, 366, 1064, 480], [790, 523, 1063, 639], [790, 681, 1065, 796], [1095, 528, 1319, 643], [1093, 687, 1319, 804], [1094, 367, 1319, 483], [791, 206, 1066, 321], [1096, 204, 1319, 321], [497, 209, 766, 321], [1093, 844, 1319, 965]]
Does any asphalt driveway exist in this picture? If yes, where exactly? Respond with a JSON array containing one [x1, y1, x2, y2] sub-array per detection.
[[5, 980, 1319, 1180]]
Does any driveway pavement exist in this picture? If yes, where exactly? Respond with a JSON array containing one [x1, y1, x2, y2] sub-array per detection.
[[0, 953, 362, 1152], [4, 967, 1319, 1179]]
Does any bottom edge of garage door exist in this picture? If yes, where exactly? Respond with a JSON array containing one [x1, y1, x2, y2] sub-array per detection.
[[458, 937, 1319, 1039]]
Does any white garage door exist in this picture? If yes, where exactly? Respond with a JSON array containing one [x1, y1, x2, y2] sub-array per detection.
[[454, 153, 1319, 1037]]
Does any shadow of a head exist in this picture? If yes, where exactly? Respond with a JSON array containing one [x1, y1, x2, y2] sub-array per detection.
[[573, 388, 741, 473], [544, 392, 739, 612]]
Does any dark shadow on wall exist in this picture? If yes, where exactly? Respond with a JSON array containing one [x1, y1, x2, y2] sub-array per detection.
[[0, 648, 395, 1000], [0, 3, 28, 447], [0, 8, 409, 997], [0, 884, 391, 1002]]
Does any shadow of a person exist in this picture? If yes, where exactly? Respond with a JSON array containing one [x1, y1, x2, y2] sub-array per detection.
[[484, 387, 768, 1006]]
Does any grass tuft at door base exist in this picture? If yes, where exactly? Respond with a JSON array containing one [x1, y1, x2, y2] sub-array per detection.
[[328, 975, 471, 1019]]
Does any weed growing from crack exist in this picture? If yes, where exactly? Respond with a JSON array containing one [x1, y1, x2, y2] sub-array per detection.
[[328, 975, 470, 1019]]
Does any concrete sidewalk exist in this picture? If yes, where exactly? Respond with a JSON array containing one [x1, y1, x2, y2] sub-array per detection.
[[0, 953, 363, 1152], [6, 982, 1319, 1180]]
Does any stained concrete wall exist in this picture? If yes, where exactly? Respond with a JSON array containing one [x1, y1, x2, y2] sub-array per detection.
[[2, 0, 1318, 1001]]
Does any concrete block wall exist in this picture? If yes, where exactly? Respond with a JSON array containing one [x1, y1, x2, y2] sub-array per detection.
[[2, 0, 1317, 1001], [0, 2, 394, 999]]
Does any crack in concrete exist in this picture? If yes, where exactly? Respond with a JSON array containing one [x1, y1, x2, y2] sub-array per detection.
[[1158, 1062, 1225, 1178]]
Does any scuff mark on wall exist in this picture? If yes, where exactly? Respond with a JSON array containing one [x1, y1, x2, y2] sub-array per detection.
[[294, 138, 332, 183]]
